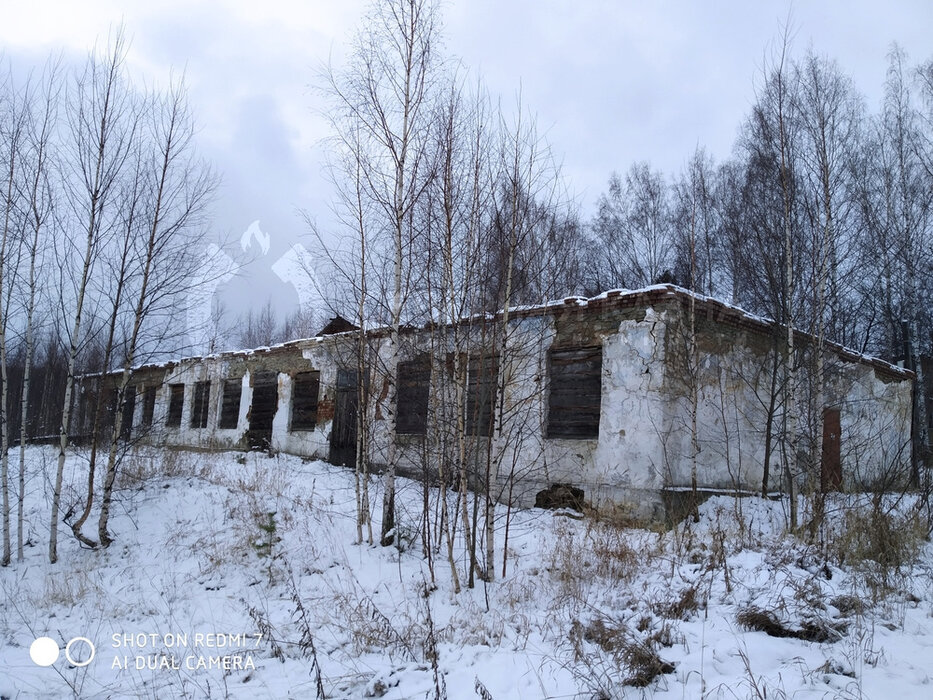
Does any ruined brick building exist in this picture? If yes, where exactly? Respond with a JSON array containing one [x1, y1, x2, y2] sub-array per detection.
[[76, 285, 914, 520]]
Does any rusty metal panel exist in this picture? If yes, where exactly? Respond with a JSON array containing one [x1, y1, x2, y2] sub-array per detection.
[[547, 346, 602, 439], [248, 372, 278, 448], [141, 386, 156, 427], [329, 369, 358, 466], [821, 407, 842, 491], [121, 385, 136, 439], [102, 388, 118, 436]]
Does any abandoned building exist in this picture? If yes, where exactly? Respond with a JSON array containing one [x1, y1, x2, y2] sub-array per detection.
[[74, 285, 914, 520]]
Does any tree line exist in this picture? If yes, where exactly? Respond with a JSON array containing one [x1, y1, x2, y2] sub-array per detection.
[[321, 6, 933, 371], [0, 32, 216, 565]]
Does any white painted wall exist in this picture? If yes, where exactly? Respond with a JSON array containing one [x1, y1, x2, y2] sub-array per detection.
[[126, 292, 914, 520]]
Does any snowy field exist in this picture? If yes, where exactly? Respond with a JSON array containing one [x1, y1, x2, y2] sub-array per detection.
[[2, 446, 932, 699]]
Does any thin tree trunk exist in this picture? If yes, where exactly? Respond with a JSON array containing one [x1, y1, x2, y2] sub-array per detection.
[[72, 254, 126, 547], [0, 133, 15, 566], [17, 255, 37, 561], [775, 41, 798, 532], [98, 132, 163, 547], [18, 66, 56, 562], [688, 183, 700, 522], [51, 230, 96, 563], [353, 135, 372, 546], [761, 345, 780, 498]]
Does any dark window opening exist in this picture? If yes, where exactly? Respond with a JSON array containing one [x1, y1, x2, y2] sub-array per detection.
[[467, 355, 498, 437], [141, 386, 156, 427], [396, 356, 430, 435], [191, 380, 210, 429], [219, 378, 242, 429], [547, 346, 602, 439], [166, 384, 184, 427], [290, 371, 320, 431]]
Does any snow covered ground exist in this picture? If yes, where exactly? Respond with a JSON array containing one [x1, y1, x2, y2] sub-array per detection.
[[2, 446, 932, 699]]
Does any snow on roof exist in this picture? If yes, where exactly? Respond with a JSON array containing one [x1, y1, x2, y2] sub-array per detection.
[[115, 285, 911, 381]]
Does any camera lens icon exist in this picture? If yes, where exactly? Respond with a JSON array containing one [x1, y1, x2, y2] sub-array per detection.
[[30, 636, 95, 667]]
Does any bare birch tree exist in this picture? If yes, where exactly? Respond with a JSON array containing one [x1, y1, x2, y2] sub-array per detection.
[[0, 62, 29, 566], [49, 32, 136, 563], [419, 75, 498, 589], [324, 0, 440, 547], [592, 162, 674, 289], [793, 52, 863, 532], [16, 59, 61, 561], [97, 80, 216, 546], [737, 28, 804, 527]]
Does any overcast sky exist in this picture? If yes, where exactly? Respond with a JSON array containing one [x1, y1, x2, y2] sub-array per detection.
[[3, 0, 931, 328]]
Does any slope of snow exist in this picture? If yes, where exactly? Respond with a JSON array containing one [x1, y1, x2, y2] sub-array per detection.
[[1, 446, 931, 698]]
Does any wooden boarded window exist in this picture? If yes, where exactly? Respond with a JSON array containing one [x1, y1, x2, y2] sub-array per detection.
[[218, 378, 242, 429], [121, 386, 136, 439], [141, 386, 157, 427], [329, 369, 358, 466], [547, 346, 602, 439], [396, 356, 430, 435], [166, 384, 184, 427], [821, 407, 842, 491], [290, 371, 320, 431], [467, 355, 497, 437], [103, 388, 119, 434], [77, 391, 93, 436], [248, 372, 279, 449], [190, 380, 210, 429]]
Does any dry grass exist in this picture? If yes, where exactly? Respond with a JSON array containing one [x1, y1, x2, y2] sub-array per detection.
[[567, 615, 676, 695], [831, 594, 867, 617], [652, 585, 700, 621], [829, 499, 926, 572], [32, 568, 106, 609], [116, 447, 212, 488], [736, 606, 846, 643]]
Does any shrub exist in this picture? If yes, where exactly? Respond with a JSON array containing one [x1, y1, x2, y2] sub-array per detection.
[[827, 495, 926, 594], [736, 606, 846, 642], [567, 615, 676, 696]]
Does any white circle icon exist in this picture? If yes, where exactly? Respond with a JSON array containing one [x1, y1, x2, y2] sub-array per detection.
[[29, 637, 60, 666], [65, 637, 96, 667]]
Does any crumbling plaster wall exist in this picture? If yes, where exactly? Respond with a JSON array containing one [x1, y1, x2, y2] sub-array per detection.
[[659, 309, 778, 494], [488, 314, 556, 507], [127, 291, 913, 520], [157, 358, 219, 450], [488, 304, 674, 520], [659, 302, 913, 495], [588, 307, 672, 518], [152, 342, 341, 458], [828, 362, 912, 489]]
